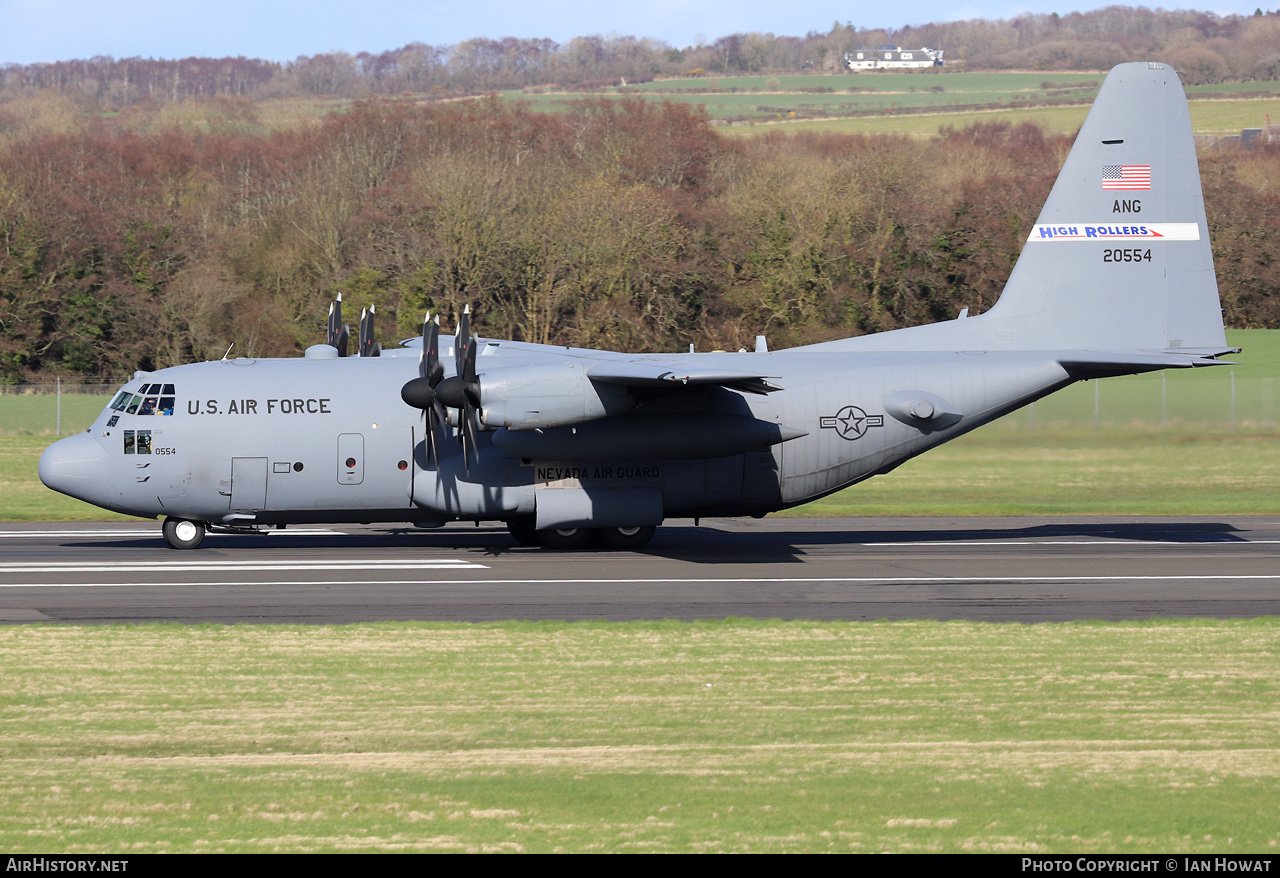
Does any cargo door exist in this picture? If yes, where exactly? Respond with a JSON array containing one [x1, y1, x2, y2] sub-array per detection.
[[229, 457, 268, 511]]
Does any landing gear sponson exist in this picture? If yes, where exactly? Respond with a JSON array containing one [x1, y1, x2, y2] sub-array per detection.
[[160, 517, 654, 550]]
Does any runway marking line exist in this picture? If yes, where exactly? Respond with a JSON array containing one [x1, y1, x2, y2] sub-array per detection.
[[859, 539, 1280, 546], [0, 559, 485, 574], [2, 573, 1279, 589], [0, 528, 344, 538]]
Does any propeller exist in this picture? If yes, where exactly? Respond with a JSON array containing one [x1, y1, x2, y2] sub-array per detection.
[[435, 305, 483, 472], [358, 305, 381, 357], [327, 293, 349, 357], [400, 313, 448, 465]]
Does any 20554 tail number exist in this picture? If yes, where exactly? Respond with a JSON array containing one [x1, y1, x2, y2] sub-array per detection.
[[1103, 248, 1152, 263]]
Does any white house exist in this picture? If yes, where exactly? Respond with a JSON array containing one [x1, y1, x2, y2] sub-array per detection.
[[844, 47, 944, 71]]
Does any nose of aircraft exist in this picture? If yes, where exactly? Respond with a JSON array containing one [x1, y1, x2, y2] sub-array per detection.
[[39, 432, 110, 505]]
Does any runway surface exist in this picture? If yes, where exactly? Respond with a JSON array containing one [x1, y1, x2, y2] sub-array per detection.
[[2, 517, 1279, 624]]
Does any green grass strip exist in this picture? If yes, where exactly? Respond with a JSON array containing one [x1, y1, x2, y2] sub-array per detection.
[[0, 620, 1276, 853]]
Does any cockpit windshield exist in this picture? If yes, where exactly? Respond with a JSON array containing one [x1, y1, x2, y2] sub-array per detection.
[[109, 383, 177, 416]]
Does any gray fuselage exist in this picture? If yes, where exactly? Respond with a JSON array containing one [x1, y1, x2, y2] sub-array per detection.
[[42, 340, 1074, 529]]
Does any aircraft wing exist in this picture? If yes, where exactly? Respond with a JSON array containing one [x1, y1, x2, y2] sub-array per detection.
[[586, 359, 782, 395]]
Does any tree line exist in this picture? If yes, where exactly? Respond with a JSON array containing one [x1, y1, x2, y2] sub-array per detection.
[[0, 98, 1276, 383], [3, 6, 1280, 109]]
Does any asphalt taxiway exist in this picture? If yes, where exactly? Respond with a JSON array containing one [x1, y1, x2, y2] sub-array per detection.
[[2, 517, 1278, 624]]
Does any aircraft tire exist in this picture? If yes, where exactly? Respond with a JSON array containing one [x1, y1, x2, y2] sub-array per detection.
[[163, 518, 206, 550], [506, 518, 540, 546], [597, 525, 657, 550], [537, 527, 593, 550]]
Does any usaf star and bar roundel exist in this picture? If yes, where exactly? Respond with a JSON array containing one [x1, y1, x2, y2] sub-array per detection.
[[820, 406, 885, 441]]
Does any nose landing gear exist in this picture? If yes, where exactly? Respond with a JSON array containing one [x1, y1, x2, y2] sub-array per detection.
[[162, 517, 206, 550]]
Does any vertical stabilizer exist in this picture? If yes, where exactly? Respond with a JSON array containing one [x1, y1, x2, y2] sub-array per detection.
[[988, 61, 1225, 352]]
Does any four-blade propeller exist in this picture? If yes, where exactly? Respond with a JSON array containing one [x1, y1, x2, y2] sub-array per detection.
[[399, 306, 483, 472]]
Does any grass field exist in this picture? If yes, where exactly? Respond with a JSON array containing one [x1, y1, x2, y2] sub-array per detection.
[[726, 98, 1280, 137], [97, 71, 1280, 139], [1, 619, 1276, 853], [502, 71, 1280, 135]]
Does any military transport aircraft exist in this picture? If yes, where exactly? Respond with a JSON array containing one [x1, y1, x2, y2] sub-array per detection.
[[39, 62, 1236, 550]]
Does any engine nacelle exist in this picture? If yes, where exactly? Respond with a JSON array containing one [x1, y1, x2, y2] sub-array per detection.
[[479, 363, 635, 430]]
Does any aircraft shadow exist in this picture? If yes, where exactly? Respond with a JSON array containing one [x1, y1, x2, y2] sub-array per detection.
[[633, 521, 1248, 564], [57, 520, 1247, 564]]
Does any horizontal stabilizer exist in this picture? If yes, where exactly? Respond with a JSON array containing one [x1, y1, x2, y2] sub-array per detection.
[[1058, 349, 1238, 378]]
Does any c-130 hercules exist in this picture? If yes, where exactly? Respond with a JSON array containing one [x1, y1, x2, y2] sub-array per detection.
[[40, 63, 1236, 550]]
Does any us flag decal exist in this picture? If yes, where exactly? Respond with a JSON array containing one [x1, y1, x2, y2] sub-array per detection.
[[1102, 165, 1151, 190]]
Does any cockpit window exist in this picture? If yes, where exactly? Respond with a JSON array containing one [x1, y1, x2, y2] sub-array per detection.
[[111, 385, 178, 415]]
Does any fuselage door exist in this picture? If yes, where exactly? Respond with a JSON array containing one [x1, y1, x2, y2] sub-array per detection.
[[337, 433, 364, 485], [229, 457, 268, 511]]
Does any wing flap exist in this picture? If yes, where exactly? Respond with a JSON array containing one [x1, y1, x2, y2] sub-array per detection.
[[587, 360, 782, 395]]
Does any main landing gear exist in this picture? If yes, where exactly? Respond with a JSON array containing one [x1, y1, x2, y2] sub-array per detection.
[[504, 520, 656, 551], [160, 516, 652, 551], [162, 517, 206, 550]]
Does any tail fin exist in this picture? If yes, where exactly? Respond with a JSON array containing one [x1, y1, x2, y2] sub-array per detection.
[[991, 61, 1225, 353], [810, 62, 1229, 357]]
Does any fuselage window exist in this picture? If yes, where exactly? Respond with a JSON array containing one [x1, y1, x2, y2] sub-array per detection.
[[138, 397, 158, 416], [158, 397, 175, 415], [123, 429, 152, 454]]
